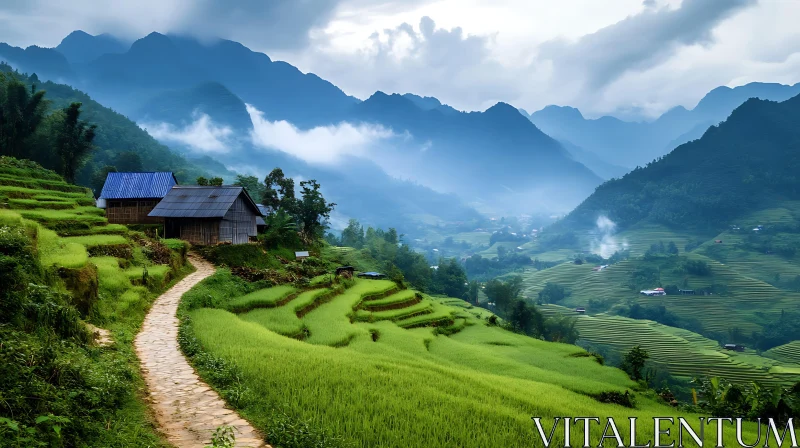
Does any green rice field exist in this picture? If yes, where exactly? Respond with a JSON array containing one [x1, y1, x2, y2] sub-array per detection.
[[183, 274, 771, 448], [539, 305, 800, 387]]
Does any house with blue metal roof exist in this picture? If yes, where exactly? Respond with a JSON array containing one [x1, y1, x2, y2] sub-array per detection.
[[99, 172, 178, 224]]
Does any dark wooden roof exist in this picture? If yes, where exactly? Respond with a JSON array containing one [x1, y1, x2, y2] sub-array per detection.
[[148, 186, 261, 218]]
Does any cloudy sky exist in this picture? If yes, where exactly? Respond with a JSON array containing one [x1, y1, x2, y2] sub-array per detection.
[[2, 0, 800, 119]]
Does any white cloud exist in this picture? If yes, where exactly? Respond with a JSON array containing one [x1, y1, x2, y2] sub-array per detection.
[[246, 104, 396, 164], [140, 113, 233, 153]]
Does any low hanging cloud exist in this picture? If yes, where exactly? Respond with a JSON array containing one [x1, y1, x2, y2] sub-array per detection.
[[139, 113, 234, 153], [246, 104, 397, 164], [590, 215, 628, 259]]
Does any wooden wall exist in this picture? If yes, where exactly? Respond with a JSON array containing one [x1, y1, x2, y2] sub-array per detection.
[[220, 195, 257, 244], [106, 199, 163, 224], [165, 218, 220, 245]]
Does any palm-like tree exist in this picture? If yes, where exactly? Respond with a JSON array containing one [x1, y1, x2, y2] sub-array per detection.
[[0, 75, 49, 158]]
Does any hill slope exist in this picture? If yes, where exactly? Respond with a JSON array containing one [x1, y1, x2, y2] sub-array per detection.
[[559, 93, 800, 232]]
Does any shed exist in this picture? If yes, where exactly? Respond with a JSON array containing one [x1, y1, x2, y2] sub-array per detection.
[[723, 344, 745, 352], [335, 266, 355, 278], [358, 272, 387, 279], [295, 251, 310, 260], [99, 172, 177, 224], [575, 307, 586, 314], [256, 204, 267, 233], [147, 186, 260, 245]]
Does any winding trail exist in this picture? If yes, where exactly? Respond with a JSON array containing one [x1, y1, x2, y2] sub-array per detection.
[[135, 255, 269, 448]]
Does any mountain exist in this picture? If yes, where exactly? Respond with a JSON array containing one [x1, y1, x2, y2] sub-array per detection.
[[55, 31, 129, 65], [527, 82, 800, 169], [558, 93, 800, 232], [1, 31, 604, 216], [558, 139, 628, 180], [0, 62, 214, 190], [0, 43, 73, 80], [133, 82, 253, 131], [348, 92, 602, 214]]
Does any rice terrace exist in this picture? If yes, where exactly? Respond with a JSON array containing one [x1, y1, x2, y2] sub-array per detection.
[[4, 3, 800, 447]]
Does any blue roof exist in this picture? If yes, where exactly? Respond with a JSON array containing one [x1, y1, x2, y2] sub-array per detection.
[[100, 172, 177, 199]]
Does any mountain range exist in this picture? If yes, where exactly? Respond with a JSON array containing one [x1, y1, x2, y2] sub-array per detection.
[[523, 82, 800, 171], [3, 30, 799, 224], [558, 92, 800, 233]]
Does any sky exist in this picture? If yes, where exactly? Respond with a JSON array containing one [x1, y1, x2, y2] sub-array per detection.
[[2, 0, 800, 119]]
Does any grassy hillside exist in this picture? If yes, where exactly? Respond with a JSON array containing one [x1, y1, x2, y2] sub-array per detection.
[[559, 93, 800, 233], [0, 157, 190, 446], [178, 260, 769, 447], [539, 305, 800, 388]]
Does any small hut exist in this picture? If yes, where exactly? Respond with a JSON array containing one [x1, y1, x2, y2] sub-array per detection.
[[295, 251, 310, 260], [335, 266, 355, 279], [99, 172, 177, 224], [148, 186, 261, 245]]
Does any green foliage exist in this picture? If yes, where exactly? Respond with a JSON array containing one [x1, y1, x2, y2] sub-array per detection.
[[693, 377, 800, 426], [198, 243, 282, 270], [233, 174, 266, 203], [205, 425, 236, 448], [621, 345, 650, 381], [54, 102, 96, 184], [536, 281, 569, 304], [296, 179, 336, 243]]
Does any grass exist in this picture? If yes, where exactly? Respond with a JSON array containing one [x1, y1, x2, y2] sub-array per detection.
[[61, 234, 129, 247], [38, 225, 89, 268], [183, 274, 768, 448], [539, 304, 800, 387], [764, 341, 800, 364], [226, 285, 298, 313]]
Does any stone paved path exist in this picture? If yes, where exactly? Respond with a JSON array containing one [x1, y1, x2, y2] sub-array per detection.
[[135, 255, 269, 448]]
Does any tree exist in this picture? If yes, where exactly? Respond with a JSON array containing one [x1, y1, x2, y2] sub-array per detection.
[[263, 168, 296, 214], [621, 345, 649, 381], [196, 176, 209, 186], [55, 102, 96, 184], [0, 76, 48, 158], [432, 258, 468, 298], [508, 300, 545, 337], [466, 280, 479, 305], [91, 165, 116, 195], [537, 282, 568, 304], [113, 151, 143, 172], [233, 174, 266, 203], [667, 241, 679, 255], [484, 276, 523, 310], [209, 177, 223, 186], [340, 219, 365, 248], [260, 209, 299, 250], [296, 180, 335, 244]]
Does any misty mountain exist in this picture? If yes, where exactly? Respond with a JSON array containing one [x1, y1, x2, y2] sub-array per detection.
[[133, 82, 253, 131], [0, 30, 604, 216], [348, 92, 602, 213], [0, 43, 73, 81], [527, 82, 800, 169], [558, 93, 800, 233], [56, 30, 129, 65], [558, 140, 628, 180]]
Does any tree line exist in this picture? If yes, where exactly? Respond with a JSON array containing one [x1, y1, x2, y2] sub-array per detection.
[[0, 72, 95, 184]]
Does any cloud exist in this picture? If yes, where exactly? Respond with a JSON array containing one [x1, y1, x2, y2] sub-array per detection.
[[140, 112, 233, 153], [538, 0, 756, 91], [0, 0, 350, 50], [590, 215, 628, 258], [246, 104, 397, 164]]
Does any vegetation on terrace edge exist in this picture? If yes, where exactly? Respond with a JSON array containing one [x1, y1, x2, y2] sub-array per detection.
[[0, 157, 192, 446]]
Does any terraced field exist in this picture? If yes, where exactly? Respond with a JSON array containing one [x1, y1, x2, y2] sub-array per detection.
[[512, 252, 800, 334], [764, 341, 800, 364], [184, 271, 771, 447], [539, 305, 800, 387]]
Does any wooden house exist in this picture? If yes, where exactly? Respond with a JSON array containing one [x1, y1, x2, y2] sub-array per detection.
[[147, 186, 262, 245], [99, 172, 177, 224]]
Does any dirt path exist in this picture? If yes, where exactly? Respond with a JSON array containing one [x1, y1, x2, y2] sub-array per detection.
[[135, 255, 269, 448]]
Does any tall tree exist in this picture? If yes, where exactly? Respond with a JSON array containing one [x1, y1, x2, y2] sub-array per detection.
[[0, 75, 48, 158], [55, 102, 96, 184], [263, 168, 296, 214], [296, 179, 335, 244], [233, 174, 266, 203], [340, 219, 365, 248]]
